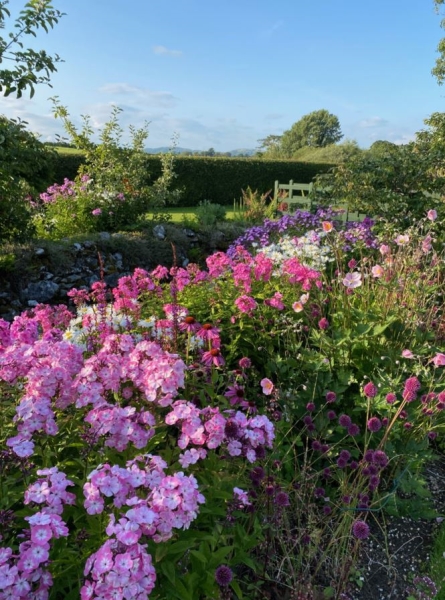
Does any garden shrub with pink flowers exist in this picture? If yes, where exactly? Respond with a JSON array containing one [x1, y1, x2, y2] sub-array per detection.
[[1, 207, 445, 599]]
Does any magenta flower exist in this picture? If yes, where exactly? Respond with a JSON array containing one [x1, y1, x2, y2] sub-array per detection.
[[325, 391, 337, 403], [92, 208, 102, 216], [235, 294, 257, 314], [338, 414, 352, 428], [201, 347, 225, 367], [318, 317, 329, 330], [363, 382, 378, 398]]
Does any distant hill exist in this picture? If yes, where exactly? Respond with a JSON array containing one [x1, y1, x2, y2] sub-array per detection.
[[145, 147, 256, 157]]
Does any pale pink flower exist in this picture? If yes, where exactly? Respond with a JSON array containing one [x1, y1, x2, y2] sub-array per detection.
[[395, 234, 410, 246], [260, 378, 274, 395], [92, 208, 102, 216], [342, 272, 362, 289], [292, 301, 304, 312], [379, 244, 390, 256], [401, 349, 415, 359], [321, 221, 333, 232], [371, 264, 384, 278], [427, 209, 438, 221], [432, 353, 445, 367]]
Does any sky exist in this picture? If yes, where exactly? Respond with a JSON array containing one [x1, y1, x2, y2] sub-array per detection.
[[1, 0, 445, 152]]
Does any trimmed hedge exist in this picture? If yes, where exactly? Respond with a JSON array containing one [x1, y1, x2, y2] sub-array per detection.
[[50, 153, 335, 207]]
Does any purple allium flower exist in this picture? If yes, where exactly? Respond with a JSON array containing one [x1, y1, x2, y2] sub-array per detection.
[[350, 460, 359, 469], [323, 505, 332, 515], [249, 466, 265, 483], [372, 450, 389, 468], [339, 449, 351, 460], [363, 382, 378, 398], [321, 443, 330, 453], [322, 467, 331, 478], [311, 440, 322, 451], [337, 457, 348, 469], [303, 415, 313, 427], [348, 423, 360, 437], [342, 495, 352, 504], [215, 565, 233, 586], [239, 357, 251, 369], [306, 402, 316, 412], [404, 422, 412, 429], [367, 417, 382, 433], [274, 491, 290, 507], [428, 431, 438, 440], [327, 410, 337, 420], [314, 487, 325, 498], [325, 391, 337, 403], [364, 449, 374, 462], [338, 414, 352, 428], [403, 376, 421, 402], [386, 392, 397, 404], [352, 520, 370, 540]]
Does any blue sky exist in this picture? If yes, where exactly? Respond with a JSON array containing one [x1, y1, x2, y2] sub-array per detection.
[[1, 0, 444, 151]]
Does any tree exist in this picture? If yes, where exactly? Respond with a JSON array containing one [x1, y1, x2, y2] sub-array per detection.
[[0, 0, 64, 98], [279, 110, 343, 157]]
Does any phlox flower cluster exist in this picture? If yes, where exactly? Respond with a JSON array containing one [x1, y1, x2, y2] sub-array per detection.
[[166, 401, 275, 463], [0, 468, 73, 599]]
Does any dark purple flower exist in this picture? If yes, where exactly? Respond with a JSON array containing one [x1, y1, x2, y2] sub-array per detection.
[[327, 410, 337, 420], [325, 391, 337, 403], [428, 431, 438, 440], [215, 565, 233, 586], [372, 450, 388, 468], [274, 491, 290, 507], [314, 487, 325, 498], [352, 520, 370, 540], [348, 423, 360, 437], [339, 414, 352, 428], [224, 419, 240, 439], [306, 402, 316, 412], [367, 417, 382, 433], [311, 440, 322, 451]]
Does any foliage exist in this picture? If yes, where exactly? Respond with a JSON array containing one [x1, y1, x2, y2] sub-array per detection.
[[292, 139, 362, 164], [312, 135, 445, 223], [31, 102, 181, 239], [195, 200, 227, 228], [276, 110, 343, 158], [48, 151, 334, 207], [0, 0, 64, 98], [0, 115, 57, 242], [234, 186, 276, 224], [1, 208, 445, 598]]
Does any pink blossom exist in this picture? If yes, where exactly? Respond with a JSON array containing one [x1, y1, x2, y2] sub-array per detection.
[[342, 272, 362, 289], [432, 353, 445, 367], [401, 349, 415, 359], [91, 208, 102, 216], [427, 209, 438, 221], [234, 295, 257, 314], [260, 378, 274, 395], [371, 264, 384, 278]]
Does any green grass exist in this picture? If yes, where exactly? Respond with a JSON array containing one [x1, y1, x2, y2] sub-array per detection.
[[146, 206, 246, 223], [428, 522, 445, 598]]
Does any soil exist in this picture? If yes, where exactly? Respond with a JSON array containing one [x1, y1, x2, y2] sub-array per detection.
[[345, 456, 445, 600]]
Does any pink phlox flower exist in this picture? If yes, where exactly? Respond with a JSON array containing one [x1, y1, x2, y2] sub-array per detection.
[[206, 251, 233, 278], [232, 263, 253, 293], [253, 253, 274, 282], [234, 294, 257, 314], [264, 292, 285, 310]]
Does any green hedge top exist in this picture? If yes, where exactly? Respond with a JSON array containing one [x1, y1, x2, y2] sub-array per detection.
[[50, 153, 335, 206]]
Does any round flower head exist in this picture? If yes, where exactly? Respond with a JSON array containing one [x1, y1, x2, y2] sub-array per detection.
[[338, 414, 352, 428], [367, 416, 382, 433], [325, 391, 337, 403], [215, 565, 233, 586], [363, 382, 378, 398], [274, 491, 290, 507], [352, 519, 370, 540]]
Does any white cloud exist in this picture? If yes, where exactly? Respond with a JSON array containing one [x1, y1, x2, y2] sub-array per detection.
[[98, 83, 178, 108], [358, 116, 389, 128], [153, 45, 183, 57]]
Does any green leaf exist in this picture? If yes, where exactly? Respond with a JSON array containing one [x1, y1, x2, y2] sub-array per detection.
[[230, 579, 244, 599]]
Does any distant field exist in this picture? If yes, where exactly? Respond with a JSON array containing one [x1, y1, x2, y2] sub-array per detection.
[[50, 146, 85, 155]]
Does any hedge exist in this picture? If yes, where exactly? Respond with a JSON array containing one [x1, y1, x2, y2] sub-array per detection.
[[49, 153, 335, 207]]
